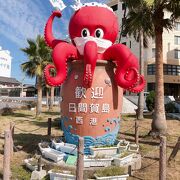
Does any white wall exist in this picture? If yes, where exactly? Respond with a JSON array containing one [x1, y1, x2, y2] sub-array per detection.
[[0, 46, 12, 77]]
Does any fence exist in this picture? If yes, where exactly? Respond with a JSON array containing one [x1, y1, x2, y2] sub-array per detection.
[[2, 117, 179, 180]]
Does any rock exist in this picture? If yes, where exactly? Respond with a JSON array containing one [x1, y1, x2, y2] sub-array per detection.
[[30, 170, 46, 180]]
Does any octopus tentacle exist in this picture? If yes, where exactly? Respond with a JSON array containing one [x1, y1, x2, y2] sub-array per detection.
[[83, 41, 98, 88], [103, 44, 144, 91], [44, 10, 66, 48], [83, 64, 92, 88], [115, 67, 140, 89], [44, 43, 78, 86], [128, 75, 146, 93]]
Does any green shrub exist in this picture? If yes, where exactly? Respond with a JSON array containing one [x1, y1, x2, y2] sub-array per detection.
[[26, 101, 36, 109], [145, 91, 155, 112], [28, 101, 36, 107], [165, 102, 178, 113], [0, 106, 14, 116]]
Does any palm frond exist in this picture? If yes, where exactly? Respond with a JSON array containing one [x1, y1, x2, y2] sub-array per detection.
[[123, 1, 154, 48], [20, 35, 52, 79]]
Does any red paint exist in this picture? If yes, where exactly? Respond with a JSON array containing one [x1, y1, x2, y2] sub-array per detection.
[[44, 5, 145, 93]]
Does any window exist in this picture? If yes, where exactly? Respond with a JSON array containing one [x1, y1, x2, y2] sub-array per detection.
[[175, 49, 180, 59], [174, 36, 180, 45], [122, 3, 126, 10], [111, 4, 118, 11], [175, 22, 180, 31], [148, 64, 180, 76], [164, 64, 180, 76], [152, 48, 156, 58], [147, 64, 156, 75], [178, 66, 180, 75], [147, 83, 155, 92]]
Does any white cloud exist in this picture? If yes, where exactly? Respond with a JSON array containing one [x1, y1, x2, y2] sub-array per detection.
[[0, 0, 108, 48], [0, 0, 45, 46], [0, 0, 68, 47]]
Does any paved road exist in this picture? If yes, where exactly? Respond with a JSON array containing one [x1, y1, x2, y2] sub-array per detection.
[[0, 97, 36, 110], [0, 97, 61, 110]]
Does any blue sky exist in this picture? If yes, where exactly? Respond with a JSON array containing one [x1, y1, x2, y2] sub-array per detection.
[[0, 0, 107, 84]]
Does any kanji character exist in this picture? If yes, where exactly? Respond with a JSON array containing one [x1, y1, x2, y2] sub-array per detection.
[[102, 103, 110, 113], [69, 103, 76, 112], [78, 103, 88, 113], [89, 103, 99, 113], [75, 86, 86, 98], [89, 118, 97, 126], [91, 87, 103, 99], [76, 116, 83, 124]]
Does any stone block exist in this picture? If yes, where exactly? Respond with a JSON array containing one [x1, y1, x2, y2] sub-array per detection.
[[30, 170, 46, 180]]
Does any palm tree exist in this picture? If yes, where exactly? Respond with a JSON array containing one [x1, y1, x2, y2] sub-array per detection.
[[123, 0, 180, 135], [150, 0, 179, 135], [49, 68, 56, 110], [122, 0, 154, 120], [21, 35, 52, 116]]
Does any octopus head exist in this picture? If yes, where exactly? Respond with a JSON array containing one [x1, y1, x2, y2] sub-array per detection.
[[69, 5, 119, 55]]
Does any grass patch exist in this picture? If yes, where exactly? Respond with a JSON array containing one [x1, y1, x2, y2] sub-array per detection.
[[145, 0, 154, 5], [42, 175, 50, 180], [51, 166, 76, 175], [119, 151, 132, 158], [95, 166, 125, 177], [11, 165, 31, 180], [35, 116, 44, 121], [10, 112, 32, 118], [122, 114, 136, 120], [140, 143, 155, 155], [43, 111, 60, 116]]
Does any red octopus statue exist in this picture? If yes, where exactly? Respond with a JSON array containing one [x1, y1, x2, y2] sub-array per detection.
[[44, 4, 145, 93]]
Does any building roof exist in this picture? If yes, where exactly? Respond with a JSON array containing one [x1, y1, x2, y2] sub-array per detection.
[[23, 84, 35, 88], [0, 76, 21, 85]]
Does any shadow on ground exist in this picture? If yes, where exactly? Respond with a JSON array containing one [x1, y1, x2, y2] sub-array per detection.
[[30, 117, 62, 130], [42, 111, 60, 116], [13, 133, 50, 154], [10, 112, 33, 118]]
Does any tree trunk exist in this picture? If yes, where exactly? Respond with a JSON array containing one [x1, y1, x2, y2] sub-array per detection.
[[151, 25, 167, 135], [137, 30, 144, 120], [36, 76, 42, 116], [46, 87, 49, 109], [50, 86, 54, 110]]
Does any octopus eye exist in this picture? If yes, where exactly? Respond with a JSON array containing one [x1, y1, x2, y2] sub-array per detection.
[[95, 28, 104, 38], [81, 28, 90, 37]]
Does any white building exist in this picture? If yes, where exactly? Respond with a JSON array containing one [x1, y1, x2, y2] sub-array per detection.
[[107, 0, 180, 98], [0, 46, 12, 77]]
